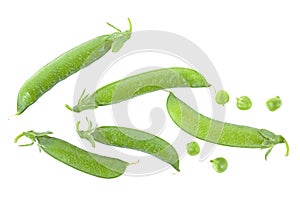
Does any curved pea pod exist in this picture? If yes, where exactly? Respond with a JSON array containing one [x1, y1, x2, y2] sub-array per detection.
[[76, 121, 180, 171], [14, 131, 130, 178], [17, 19, 132, 115], [166, 92, 289, 160], [67, 67, 211, 112]]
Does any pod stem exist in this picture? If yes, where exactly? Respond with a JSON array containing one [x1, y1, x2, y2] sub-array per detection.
[[14, 131, 52, 147], [264, 138, 290, 160], [76, 118, 97, 147], [65, 104, 73, 112], [283, 139, 290, 157], [264, 147, 274, 161], [106, 18, 132, 33], [14, 133, 30, 145], [65, 89, 92, 112], [127, 18, 132, 32], [78, 89, 91, 105], [106, 22, 122, 32]]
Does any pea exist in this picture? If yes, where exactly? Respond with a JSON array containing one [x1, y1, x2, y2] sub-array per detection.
[[67, 67, 211, 112], [215, 90, 230, 105], [17, 19, 132, 115], [236, 96, 252, 110], [76, 120, 180, 171], [166, 92, 289, 159], [14, 131, 131, 178], [186, 141, 200, 156], [266, 96, 282, 112], [210, 157, 228, 173]]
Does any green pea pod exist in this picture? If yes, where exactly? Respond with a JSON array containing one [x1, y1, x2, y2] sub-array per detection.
[[14, 131, 130, 178], [76, 120, 180, 171], [17, 19, 132, 115], [67, 67, 211, 112], [166, 93, 289, 160]]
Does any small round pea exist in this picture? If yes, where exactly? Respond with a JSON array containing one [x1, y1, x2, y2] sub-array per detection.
[[266, 96, 282, 112], [210, 157, 228, 173], [215, 90, 230, 105], [236, 96, 252, 110], [186, 141, 200, 156]]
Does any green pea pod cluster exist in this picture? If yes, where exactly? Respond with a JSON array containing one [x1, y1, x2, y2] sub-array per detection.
[[15, 19, 290, 179]]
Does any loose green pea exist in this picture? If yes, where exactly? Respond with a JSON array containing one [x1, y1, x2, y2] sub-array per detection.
[[186, 141, 200, 156], [236, 96, 252, 110], [210, 157, 228, 173], [215, 90, 230, 105], [266, 96, 282, 112]]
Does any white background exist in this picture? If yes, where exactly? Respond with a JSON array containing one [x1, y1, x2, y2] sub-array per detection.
[[1, 0, 299, 202]]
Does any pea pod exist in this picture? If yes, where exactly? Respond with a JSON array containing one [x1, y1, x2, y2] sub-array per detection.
[[17, 19, 132, 115], [76, 120, 180, 171], [67, 67, 210, 112], [14, 131, 130, 178], [166, 93, 289, 159]]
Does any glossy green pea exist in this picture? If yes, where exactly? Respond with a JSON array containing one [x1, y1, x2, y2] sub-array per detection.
[[166, 93, 289, 159], [17, 19, 132, 115], [76, 120, 180, 171], [186, 141, 200, 156], [210, 157, 228, 173], [266, 96, 282, 112], [215, 90, 229, 105], [236, 96, 252, 110], [67, 67, 211, 112], [14, 131, 130, 178]]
